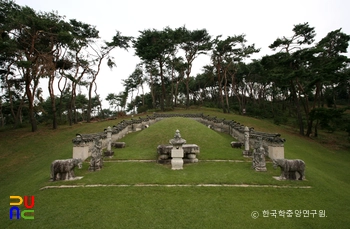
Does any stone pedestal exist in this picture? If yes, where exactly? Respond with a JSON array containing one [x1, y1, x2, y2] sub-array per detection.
[[171, 148, 184, 170]]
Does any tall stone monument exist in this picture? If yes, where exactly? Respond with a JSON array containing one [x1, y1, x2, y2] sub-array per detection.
[[169, 130, 186, 170]]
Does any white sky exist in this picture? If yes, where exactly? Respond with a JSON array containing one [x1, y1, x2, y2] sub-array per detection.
[[14, 0, 350, 108]]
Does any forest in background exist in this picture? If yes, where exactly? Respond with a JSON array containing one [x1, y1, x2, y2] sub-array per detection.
[[1, 0, 349, 138]]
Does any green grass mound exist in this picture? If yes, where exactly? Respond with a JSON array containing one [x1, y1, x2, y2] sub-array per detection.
[[111, 117, 242, 160]]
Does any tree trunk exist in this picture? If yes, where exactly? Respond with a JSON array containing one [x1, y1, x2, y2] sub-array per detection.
[[5, 63, 21, 128], [94, 82, 104, 119], [58, 74, 67, 123], [70, 83, 77, 125], [159, 59, 165, 111], [0, 100, 4, 127], [314, 120, 319, 137], [48, 75, 57, 129], [87, 82, 93, 122], [170, 67, 174, 108], [215, 61, 225, 111], [141, 84, 145, 106], [25, 78, 37, 132], [150, 74, 156, 109], [8, 90, 19, 128], [185, 74, 190, 108], [296, 79, 311, 136], [223, 70, 230, 113], [175, 80, 179, 107], [291, 80, 304, 135]]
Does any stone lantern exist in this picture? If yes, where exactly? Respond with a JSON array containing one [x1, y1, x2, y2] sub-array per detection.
[[104, 126, 114, 157], [169, 129, 186, 170]]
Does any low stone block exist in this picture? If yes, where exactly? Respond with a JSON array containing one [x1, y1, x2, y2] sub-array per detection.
[[231, 141, 243, 148], [104, 151, 114, 157], [112, 142, 126, 148]]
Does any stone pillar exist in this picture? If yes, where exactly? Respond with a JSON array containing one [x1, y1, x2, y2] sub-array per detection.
[[169, 130, 186, 170], [104, 126, 114, 157], [107, 126, 112, 151], [243, 126, 250, 157]]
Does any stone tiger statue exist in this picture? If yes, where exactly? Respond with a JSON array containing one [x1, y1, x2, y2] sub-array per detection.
[[50, 158, 83, 181], [272, 159, 305, 180]]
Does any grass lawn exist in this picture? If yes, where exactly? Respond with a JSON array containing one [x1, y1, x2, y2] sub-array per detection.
[[1, 109, 349, 228]]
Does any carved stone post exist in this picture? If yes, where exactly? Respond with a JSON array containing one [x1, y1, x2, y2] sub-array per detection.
[[169, 130, 186, 170], [243, 126, 250, 156], [104, 126, 114, 157], [107, 126, 112, 151]]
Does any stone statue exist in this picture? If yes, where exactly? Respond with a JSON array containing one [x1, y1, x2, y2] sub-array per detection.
[[272, 159, 305, 180], [50, 158, 82, 181], [252, 145, 267, 171], [169, 129, 186, 147], [89, 137, 103, 171], [173, 129, 182, 141], [252, 137, 267, 171]]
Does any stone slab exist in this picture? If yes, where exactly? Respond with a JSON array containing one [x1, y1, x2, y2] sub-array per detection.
[[73, 146, 89, 161]]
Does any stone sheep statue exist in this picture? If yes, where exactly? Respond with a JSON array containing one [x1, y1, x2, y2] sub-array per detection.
[[272, 159, 305, 180], [50, 158, 83, 181]]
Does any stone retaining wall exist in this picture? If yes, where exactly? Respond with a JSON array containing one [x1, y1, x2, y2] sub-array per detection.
[[72, 113, 285, 160]]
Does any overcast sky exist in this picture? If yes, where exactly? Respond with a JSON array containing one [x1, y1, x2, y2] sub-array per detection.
[[15, 0, 350, 108]]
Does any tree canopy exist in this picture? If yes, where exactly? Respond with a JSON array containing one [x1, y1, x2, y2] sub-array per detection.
[[0, 1, 349, 138]]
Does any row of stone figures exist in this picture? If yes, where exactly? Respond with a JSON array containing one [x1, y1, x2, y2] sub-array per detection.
[[229, 126, 305, 180], [242, 137, 305, 180], [50, 137, 104, 181]]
